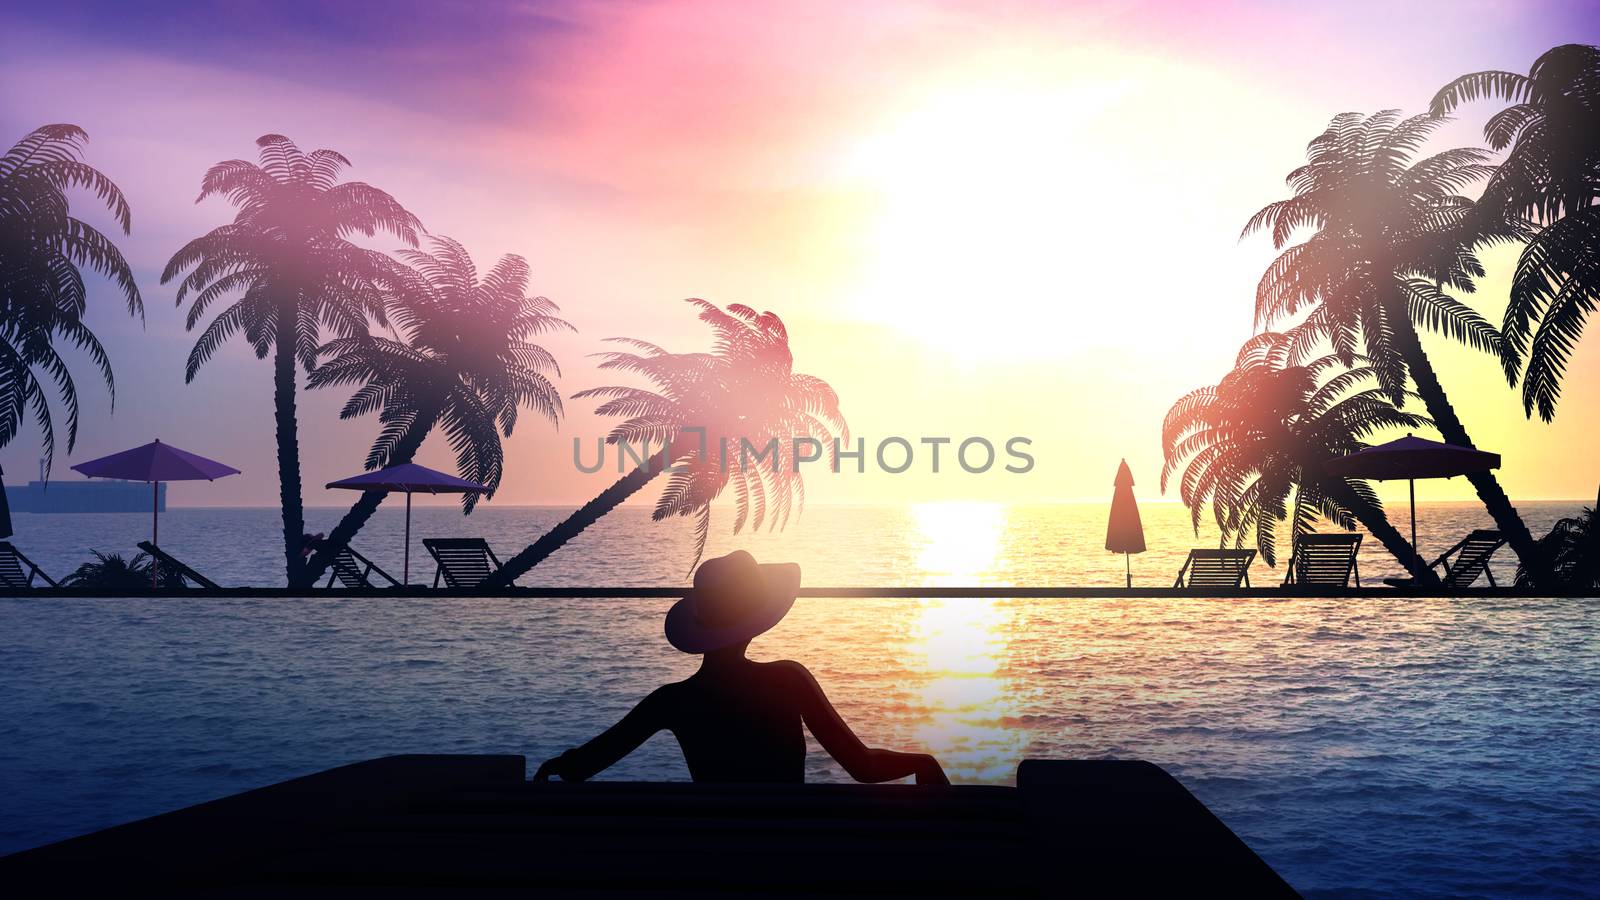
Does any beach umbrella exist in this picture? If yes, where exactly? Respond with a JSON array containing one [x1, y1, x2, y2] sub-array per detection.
[[1105, 459, 1146, 588], [0, 463, 12, 540], [1324, 433, 1500, 576], [71, 440, 241, 586], [326, 462, 488, 585]]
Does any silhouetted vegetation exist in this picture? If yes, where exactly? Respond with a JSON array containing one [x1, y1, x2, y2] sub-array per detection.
[[1239, 110, 1551, 584], [486, 300, 847, 586], [1162, 333, 1436, 582], [296, 236, 571, 588], [8, 44, 1597, 591], [62, 550, 181, 590], [0, 125, 141, 475], [1432, 44, 1600, 422], [1517, 490, 1600, 591], [163, 135, 421, 586]]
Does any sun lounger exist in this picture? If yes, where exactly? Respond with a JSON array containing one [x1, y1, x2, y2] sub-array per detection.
[[1173, 548, 1255, 589], [1282, 533, 1361, 588], [0, 542, 58, 589], [324, 545, 402, 589], [1384, 529, 1505, 590], [423, 538, 503, 589], [135, 542, 220, 590]]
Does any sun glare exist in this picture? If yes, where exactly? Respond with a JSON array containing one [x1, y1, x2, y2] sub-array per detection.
[[907, 501, 1025, 775], [912, 500, 1007, 584], [838, 72, 1137, 358]]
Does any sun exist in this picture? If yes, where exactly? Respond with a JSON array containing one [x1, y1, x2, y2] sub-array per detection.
[[835, 71, 1137, 358]]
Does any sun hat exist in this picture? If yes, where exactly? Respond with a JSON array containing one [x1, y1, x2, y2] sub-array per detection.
[[665, 550, 802, 653]]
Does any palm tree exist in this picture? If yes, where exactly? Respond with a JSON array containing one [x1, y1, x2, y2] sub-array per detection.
[[0, 124, 142, 475], [162, 135, 420, 585], [1517, 488, 1600, 590], [483, 300, 847, 588], [1163, 332, 1439, 583], [296, 236, 571, 588], [1431, 43, 1600, 421], [1244, 110, 1550, 585]]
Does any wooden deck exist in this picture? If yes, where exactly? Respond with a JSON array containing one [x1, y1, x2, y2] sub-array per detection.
[[0, 755, 1297, 896]]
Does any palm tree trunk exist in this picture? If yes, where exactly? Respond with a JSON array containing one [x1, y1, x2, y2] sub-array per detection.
[[481, 446, 674, 589], [1391, 317, 1550, 587], [294, 412, 437, 589], [273, 309, 306, 587], [1320, 477, 1442, 587]]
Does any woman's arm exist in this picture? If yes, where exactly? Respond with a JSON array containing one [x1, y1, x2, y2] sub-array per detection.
[[533, 687, 670, 782], [784, 662, 949, 786]]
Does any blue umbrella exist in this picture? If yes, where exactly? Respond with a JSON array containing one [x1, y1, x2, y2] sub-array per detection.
[[72, 439, 241, 587], [72, 439, 241, 548]]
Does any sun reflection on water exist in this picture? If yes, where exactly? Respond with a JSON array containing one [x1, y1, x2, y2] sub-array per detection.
[[906, 502, 1029, 779]]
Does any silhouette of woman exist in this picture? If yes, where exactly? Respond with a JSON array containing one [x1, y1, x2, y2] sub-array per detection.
[[534, 550, 949, 785]]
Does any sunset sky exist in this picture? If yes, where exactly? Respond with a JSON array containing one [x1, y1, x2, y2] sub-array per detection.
[[2, 0, 1598, 512]]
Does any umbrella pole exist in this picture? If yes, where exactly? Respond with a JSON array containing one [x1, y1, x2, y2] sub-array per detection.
[[1409, 479, 1418, 578], [404, 490, 412, 585], [1125, 552, 1131, 589], [151, 481, 159, 589]]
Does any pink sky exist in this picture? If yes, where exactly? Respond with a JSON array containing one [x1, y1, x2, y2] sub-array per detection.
[[2, 0, 1597, 511]]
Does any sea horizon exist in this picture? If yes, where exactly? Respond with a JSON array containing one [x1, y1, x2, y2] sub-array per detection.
[[2, 500, 1584, 589]]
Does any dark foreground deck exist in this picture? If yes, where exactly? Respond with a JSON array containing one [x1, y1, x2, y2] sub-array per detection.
[[0, 754, 1296, 897]]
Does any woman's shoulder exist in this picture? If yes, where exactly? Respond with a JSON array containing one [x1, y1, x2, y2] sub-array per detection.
[[753, 659, 818, 685]]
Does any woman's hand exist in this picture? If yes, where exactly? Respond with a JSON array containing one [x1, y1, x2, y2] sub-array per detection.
[[916, 756, 950, 786], [532, 757, 563, 782], [914, 754, 950, 786]]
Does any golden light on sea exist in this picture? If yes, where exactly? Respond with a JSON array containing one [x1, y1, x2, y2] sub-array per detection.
[[907, 502, 1027, 777]]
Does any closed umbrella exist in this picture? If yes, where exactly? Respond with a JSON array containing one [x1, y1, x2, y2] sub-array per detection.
[[1106, 459, 1146, 588], [71, 440, 241, 586], [1324, 433, 1500, 577], [326, 463, 487, 585]]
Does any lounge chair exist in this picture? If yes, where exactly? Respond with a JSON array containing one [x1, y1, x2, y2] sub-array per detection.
[[136, 541, 220, 590], [423, 538, 503, 589], [1173, 548, 1256, 589], [1282, 533, 1361, 588], [324, 545, 402, 589], [1384, 529, 1506, 590], [0, 542, 58, 589]]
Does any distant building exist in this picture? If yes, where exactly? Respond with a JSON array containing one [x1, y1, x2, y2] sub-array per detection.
[[4, 476, 164, 514]]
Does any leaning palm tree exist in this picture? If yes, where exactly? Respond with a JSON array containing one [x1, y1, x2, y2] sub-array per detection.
[[1431, 43, 1600, 421], [162, 135, 420, 584], [296, 236, 571, 588], [1244, 110, 1549, 585], [0, 124, 142, 475], [483, 299, 846, 587], [1163, 332, 1439, 583]]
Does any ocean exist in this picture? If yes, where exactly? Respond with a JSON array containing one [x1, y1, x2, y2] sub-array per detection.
[[0, 501, 1596, 897]]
